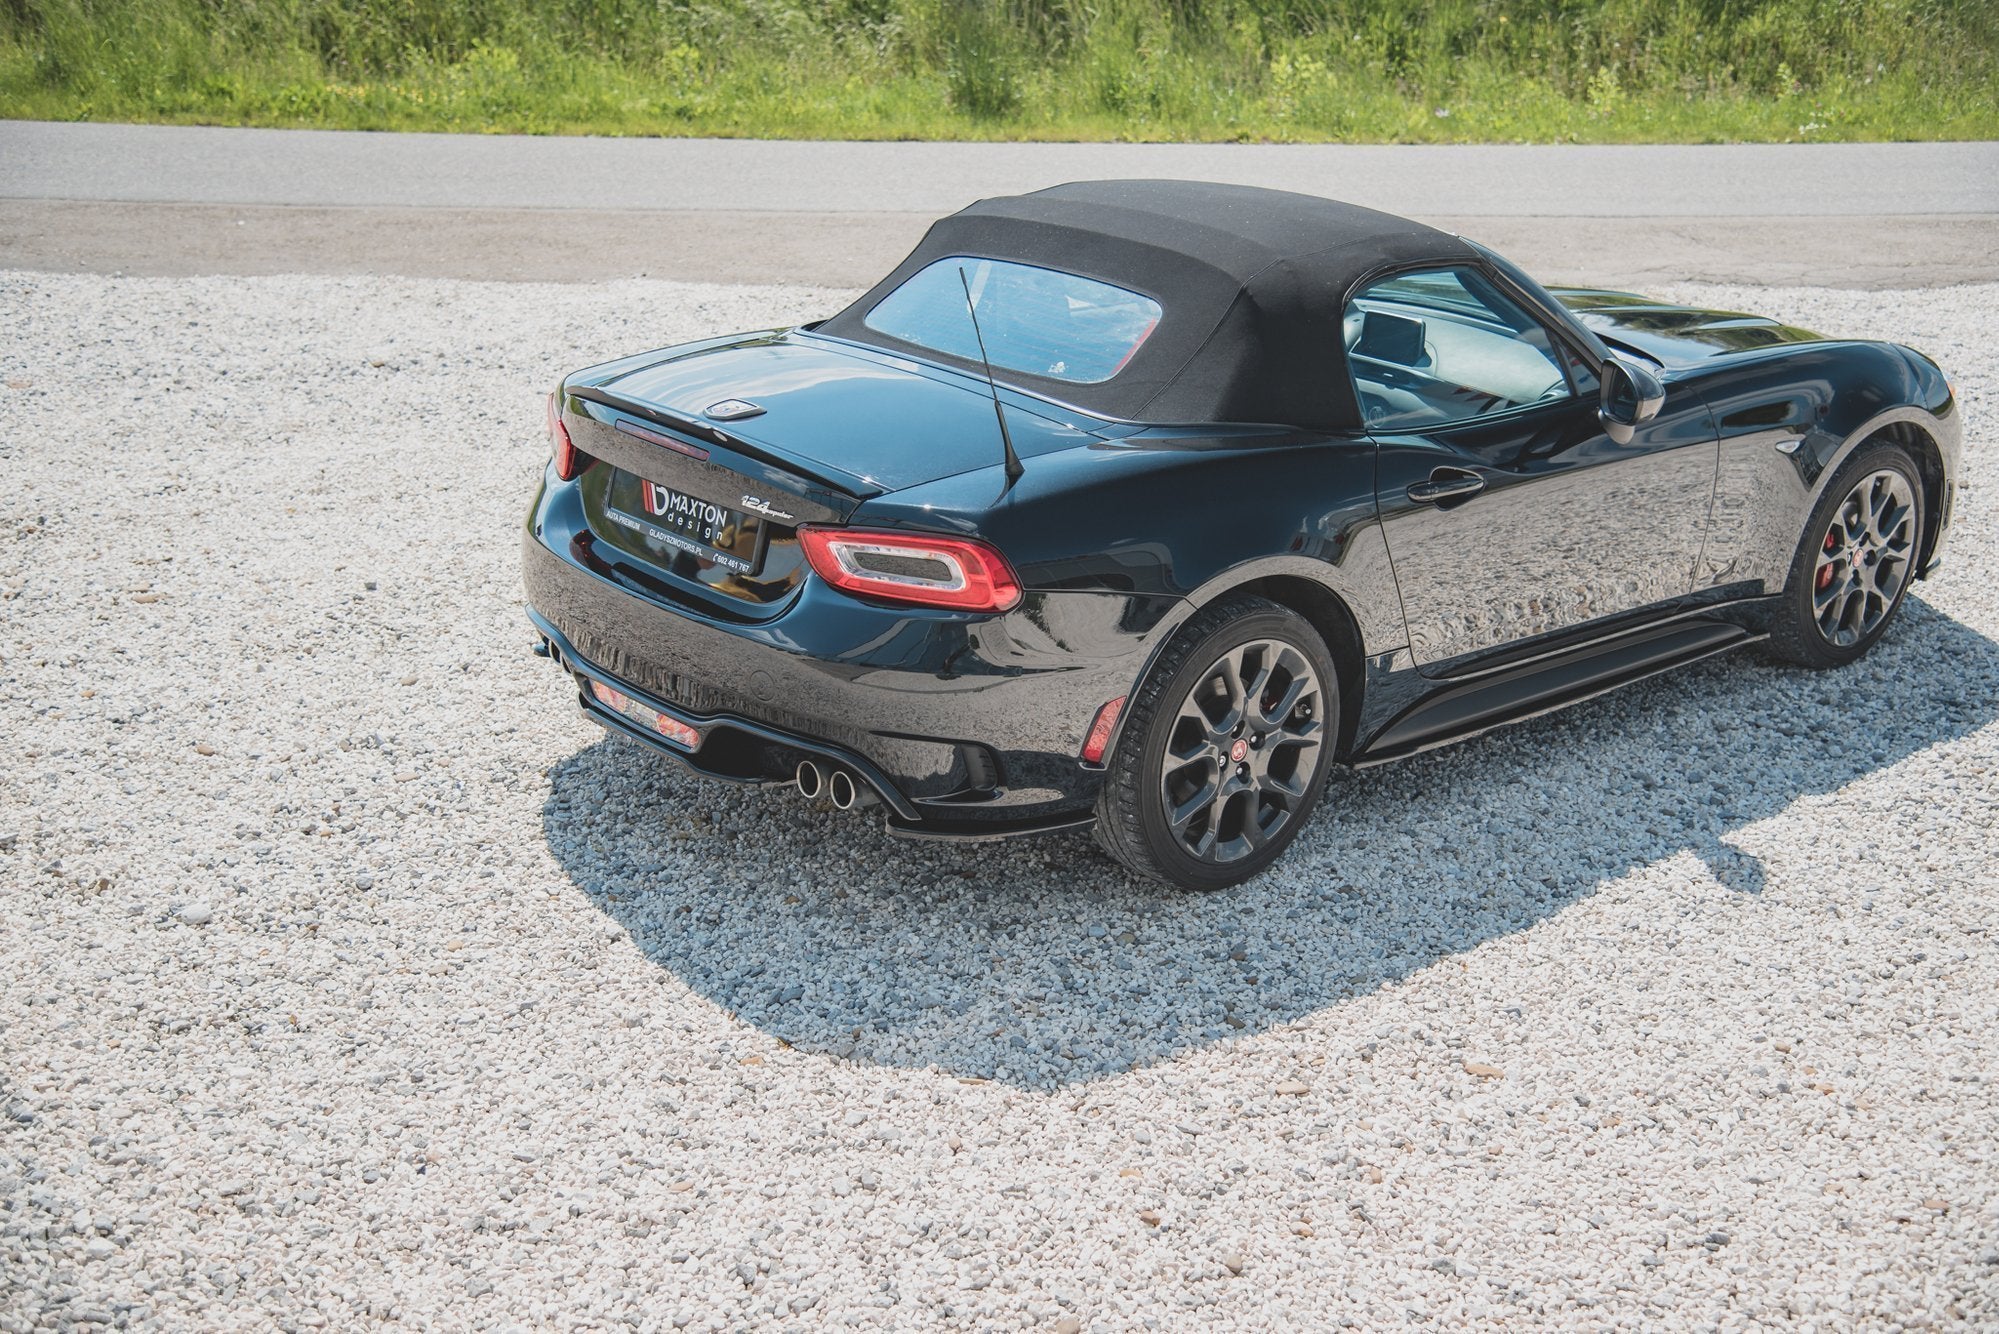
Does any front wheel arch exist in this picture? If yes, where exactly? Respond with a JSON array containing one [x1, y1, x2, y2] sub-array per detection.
[[1767, 441, 1926, 668], [1865, 420, 1948, 575], [1798, 404, 1951, 577]]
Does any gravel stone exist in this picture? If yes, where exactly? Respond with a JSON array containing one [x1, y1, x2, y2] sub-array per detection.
[[1, 271, 1995, 1330]]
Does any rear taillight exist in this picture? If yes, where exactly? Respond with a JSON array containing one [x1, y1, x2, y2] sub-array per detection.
[[798, 527, 1022, 613], [547, 391, 587, 481]]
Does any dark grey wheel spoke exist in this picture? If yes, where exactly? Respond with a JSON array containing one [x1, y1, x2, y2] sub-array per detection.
[[1166, 771, 1220, 834], [1237, 807, 1271, 851], [1267, 720, 1321, 750], [1251, 653, 1311, 728], [1179, 650, 1246, 738], [1263, 767, 1309, 801], [1812, 467, 1915, 648], [1238, 648, 1276, 712], [1158, 636, 1326, 867]]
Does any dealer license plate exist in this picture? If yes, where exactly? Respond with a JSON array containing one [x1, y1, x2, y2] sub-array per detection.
[[605, 476, 759, 573]]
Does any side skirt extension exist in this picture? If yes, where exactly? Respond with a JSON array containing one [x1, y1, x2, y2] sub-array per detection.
[[1354, 617, 1761, 766]]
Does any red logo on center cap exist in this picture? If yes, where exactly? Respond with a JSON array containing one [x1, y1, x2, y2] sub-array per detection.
[[1229, 739, 1249, 763]]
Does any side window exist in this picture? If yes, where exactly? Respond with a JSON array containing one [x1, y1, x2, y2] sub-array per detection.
[[1345, 267, 1576, 431]]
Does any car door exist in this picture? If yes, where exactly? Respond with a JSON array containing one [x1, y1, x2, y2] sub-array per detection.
[[1357, 265, 1719, 672]]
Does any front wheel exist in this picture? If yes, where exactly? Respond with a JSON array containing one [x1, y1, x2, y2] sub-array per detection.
[[1093, 595, 1339, 890], [1767, 444, 1925, 669]]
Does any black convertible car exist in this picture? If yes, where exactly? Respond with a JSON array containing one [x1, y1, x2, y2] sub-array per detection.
[[525, 180, 1959, 889]]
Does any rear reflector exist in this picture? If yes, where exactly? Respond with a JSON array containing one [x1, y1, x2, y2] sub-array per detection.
[[798, 526, 1022, 612], [589, 679, 700, 750], [548, 392, 588, 481], [1082, 695, 1125, 764]]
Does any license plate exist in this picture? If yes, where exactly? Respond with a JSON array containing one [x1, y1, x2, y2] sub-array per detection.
[[605, 476, 758, 573], [588, 679, 701, 750]]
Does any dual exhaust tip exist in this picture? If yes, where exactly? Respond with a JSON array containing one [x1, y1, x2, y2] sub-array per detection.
[[795, 759, 876, 811]]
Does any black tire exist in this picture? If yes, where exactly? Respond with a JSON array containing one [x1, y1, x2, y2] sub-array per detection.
[[1093, 594, 1340, 890], [1766, 443, 1925, 669]]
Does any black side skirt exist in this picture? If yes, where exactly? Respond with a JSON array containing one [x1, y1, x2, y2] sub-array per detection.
[[1355, 615, 1762, 765]]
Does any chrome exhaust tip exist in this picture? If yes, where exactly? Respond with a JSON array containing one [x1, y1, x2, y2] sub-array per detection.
[[795, 760, 825, 799], [827, 769, 877, 811]]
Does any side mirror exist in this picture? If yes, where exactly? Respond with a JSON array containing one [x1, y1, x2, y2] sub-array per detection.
[[1598, 354, 1666, 444]]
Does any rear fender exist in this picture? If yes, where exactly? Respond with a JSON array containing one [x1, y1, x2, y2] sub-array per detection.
[[1044, 538, 1403, 772], [1119, 544, 1403, 762], [859, 434, 1405, 766]]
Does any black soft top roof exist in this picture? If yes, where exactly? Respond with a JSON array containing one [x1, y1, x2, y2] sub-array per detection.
[[817, 179, 1476, 431]]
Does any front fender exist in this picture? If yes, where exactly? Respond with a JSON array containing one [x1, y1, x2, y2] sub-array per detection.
[[1690, 341, 1956, 593]]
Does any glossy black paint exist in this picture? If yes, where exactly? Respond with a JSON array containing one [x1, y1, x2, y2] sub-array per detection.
[[1372, 373, 1718, 670], [570, 330, 1108, 497], [522, 232, 1961, 843]]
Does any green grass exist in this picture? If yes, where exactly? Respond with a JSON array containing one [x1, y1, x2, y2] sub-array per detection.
[[2, 0, 1994, 142]]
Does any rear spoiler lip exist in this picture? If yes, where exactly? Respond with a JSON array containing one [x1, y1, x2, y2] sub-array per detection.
[[567, 385, 884, 500]]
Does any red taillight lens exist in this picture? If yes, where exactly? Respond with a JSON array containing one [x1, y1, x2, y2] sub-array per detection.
[[1081, 695, 1125, 764], [547, 391, 586, 482], [797, 527, 1022, 612]]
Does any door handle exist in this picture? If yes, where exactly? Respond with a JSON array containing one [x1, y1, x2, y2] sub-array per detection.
[[1406, 469, 1486, 504]]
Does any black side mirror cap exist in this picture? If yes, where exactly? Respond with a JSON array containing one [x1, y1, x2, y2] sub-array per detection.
[[1598, 354, 1667, 444]]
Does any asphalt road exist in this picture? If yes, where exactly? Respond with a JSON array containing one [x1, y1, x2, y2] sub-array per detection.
[[3, 121, 1995, 287], [9, 122, 1997, 214]]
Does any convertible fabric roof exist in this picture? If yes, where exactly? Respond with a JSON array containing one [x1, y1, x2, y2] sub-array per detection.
[[816, 179, 1477, 430]]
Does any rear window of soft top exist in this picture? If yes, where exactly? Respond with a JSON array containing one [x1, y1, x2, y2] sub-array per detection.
[[862, 257, 1161, 385]]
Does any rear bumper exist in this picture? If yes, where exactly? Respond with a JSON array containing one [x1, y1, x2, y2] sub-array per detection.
[[523, 522, 1172, 838]]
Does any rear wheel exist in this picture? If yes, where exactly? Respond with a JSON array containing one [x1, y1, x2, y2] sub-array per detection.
[[1767, 444, 1924, 668], [1093, 595, 1339, 890]]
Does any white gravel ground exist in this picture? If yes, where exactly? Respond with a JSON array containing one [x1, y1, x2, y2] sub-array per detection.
[[2, 271, 1996, 1331]]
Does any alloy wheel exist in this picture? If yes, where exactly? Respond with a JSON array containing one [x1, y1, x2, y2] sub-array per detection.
[[1812, 468, 1916, 648], [1159, 639, 1325, 865]]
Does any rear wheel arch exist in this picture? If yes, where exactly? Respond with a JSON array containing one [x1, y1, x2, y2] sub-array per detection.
[[1092, 591, 1343, 888], [1227, 575, 1367, 759], [1097, 569, 1373, 778]]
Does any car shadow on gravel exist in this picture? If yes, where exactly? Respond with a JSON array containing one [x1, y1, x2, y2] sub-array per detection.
[[542, 597, 1998, 1089]]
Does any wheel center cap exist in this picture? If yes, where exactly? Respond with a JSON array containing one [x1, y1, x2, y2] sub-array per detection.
[[1229, 739, 1249, 764]]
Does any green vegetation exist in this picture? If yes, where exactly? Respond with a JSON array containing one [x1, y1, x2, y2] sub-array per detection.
[[2, 0, 1994, 142]]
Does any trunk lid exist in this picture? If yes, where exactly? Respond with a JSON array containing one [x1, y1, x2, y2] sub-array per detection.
[[574, 329, 1101, 493], [557, 329, 1101, 614]]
